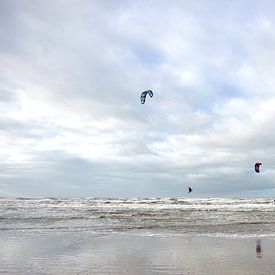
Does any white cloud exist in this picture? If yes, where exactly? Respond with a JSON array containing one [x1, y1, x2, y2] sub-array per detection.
[[1, 0, 275, 196]]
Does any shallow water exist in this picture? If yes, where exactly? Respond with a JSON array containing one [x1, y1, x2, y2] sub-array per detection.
[[1, 197, 275, 274], [1, 231, 275, 274]]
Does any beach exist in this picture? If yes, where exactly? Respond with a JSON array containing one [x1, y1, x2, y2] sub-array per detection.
[[1, 197, 275, 274], [1, 231, 275, 274]]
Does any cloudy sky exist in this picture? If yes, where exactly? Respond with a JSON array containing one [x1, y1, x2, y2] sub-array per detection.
[[1, 0, 275, 197]]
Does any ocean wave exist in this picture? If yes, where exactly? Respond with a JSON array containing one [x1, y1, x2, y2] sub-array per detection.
[[1, 197, 275, 237]]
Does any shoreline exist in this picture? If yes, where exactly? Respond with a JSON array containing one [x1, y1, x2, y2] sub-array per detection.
[[1, 230, 275, 274]]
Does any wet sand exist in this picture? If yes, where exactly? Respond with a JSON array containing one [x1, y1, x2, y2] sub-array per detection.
[[1, 230, 275, 274]]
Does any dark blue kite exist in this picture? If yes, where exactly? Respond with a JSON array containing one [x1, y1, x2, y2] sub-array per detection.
[[140, 90, 153, 104]]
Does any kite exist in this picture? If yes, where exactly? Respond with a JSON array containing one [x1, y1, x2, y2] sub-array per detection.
[[140, 90, 153, 104], [255, 162, 262, 173]]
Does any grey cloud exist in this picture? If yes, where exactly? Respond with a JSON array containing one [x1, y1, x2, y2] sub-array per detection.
[[1, 1, 275, 197]]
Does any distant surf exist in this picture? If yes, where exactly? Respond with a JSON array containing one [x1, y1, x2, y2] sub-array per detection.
[[1, 197, 275, 238]]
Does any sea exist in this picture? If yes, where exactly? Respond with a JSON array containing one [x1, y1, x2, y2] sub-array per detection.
[[1, 197, 275, 238], [1, 197, 275, 274]]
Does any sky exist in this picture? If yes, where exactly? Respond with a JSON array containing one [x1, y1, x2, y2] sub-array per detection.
[[1, 0, 275, 197]]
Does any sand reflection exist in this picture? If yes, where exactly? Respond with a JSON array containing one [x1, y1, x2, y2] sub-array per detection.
[[2, 232, 275, 274], [256, 239, 262, 258]]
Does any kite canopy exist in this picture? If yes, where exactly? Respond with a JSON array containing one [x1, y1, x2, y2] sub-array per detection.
[[140, 90, 153, 104], [188, 187, 193, 193], [255, 162, 262, 173]]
